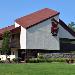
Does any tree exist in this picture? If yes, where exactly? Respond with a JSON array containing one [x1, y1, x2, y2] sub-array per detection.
[[68, 22, 75, 31], [2, 31, 10, 55]]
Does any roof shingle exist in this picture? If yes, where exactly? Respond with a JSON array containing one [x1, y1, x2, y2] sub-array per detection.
[[0, 25, 15, 34], [15, 8, 59, 28]]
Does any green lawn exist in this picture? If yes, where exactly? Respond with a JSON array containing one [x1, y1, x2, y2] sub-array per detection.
[[0, 63, 75, 75]]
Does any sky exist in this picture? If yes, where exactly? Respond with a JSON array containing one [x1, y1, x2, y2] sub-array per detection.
[[0, 0, 75, 28]]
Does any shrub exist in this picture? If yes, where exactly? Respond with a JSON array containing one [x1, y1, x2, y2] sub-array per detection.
[[37, 54, 44, 59], [53, 58, 65, 62], [28, 58, 38, 63], [12, 58, 21, 63], [27, 58, 66, 63], [66, 58, 74, 63], [50, 58, 66, 62], [46, 59, 52, 63], [38, 59, 46, 63], [0, 60, 5, 63]]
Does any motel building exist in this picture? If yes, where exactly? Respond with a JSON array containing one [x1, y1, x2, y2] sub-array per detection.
[[0, 8, 75, 61]]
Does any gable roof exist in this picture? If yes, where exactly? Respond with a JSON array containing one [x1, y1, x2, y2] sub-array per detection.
[[0, 25, 15, 34], [10, 26, 21, 34], [15, 8, 59, 28], [59, 19, 75, 37], [0, 25, 15, 39], [0, 8, 75, 39]]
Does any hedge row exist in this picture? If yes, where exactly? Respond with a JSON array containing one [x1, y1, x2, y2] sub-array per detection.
[[27, 58, 68, 63]]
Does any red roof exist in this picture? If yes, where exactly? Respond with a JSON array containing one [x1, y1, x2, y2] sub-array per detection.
[[0, 25, 15, 35], [10, 26, 21, 34], [15, 8, 59, 28]]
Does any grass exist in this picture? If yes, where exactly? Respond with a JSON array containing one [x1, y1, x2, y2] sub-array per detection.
[[0, 63, 75, 75]]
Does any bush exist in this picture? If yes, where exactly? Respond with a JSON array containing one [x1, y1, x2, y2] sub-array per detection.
[[38, 59, 46, 63], [47, 58, 66, 62], [45, 58, 53, 63], [37, 54, 44, 59], [66, 58, 74, 63], [0, 60, 5, 63], [27, 58, 67, 63], [12, 58, 21, 63], [28, 58, 46, 63], [28, 58, 38, 63]]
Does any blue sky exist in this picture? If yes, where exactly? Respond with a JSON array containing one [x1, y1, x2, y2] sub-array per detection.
[[0, 0, 75, 28]]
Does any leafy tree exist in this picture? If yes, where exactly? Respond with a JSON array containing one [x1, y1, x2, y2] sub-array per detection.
[[2, 31, 10, 55], [68, 22, 75, 31]]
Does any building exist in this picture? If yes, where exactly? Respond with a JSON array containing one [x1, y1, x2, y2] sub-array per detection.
[[0, 8, 75, 61]]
